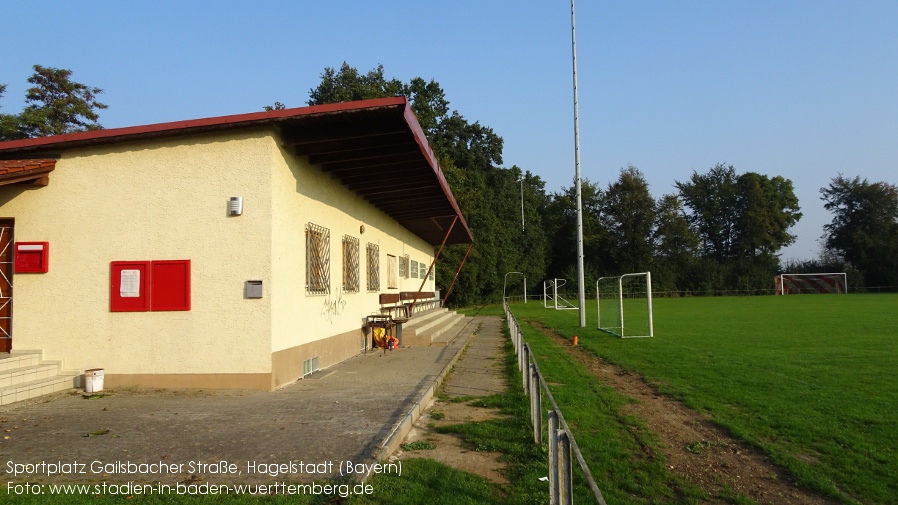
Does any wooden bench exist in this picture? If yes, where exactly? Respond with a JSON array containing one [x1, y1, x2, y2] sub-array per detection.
[[400, 291, 439, 315], [379, 293, 409, 321], [379, 292, 440, 320]]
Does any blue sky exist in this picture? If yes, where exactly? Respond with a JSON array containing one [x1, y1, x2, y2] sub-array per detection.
[[2, 0, 896, 261]]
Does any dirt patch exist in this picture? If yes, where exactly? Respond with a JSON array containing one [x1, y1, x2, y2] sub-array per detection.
[[533, 322, 837, 505], [389, 398, 509, 485]]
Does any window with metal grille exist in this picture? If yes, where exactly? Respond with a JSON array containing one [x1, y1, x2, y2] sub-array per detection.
[[366, 242, 380, 291], [387, 254, 398, 289], [342, 235, 359, 292], [410, 259, 419, 279], [306, 223, 330, 295]]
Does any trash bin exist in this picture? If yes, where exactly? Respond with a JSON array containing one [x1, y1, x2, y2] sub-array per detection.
[[84, 368, 105, 393]]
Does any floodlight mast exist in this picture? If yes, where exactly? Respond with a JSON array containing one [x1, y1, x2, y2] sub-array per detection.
[[571, 0, 586, 327], [503, 271, 527, 304]]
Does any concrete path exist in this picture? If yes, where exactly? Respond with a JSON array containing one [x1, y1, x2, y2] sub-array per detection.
[[441, 316, 506, 398], [0, 315, 505, 487]]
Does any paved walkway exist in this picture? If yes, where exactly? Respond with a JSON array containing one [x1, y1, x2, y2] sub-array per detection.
[[0, 315, 505, 486], [441, 317, 506, 398]]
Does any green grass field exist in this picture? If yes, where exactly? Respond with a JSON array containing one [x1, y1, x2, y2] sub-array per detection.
[[509, 294, 898, 504]]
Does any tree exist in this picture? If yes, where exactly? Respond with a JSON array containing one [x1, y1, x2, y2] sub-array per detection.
[[430, 111, 503, 172], [20, 65, 107, 137], [734, 172, 802, 261], [0, 83, 20, 140], [653, 193, 700, 291], [307, 63, 403, 105], [602, 166, 655, 274], [307, 63, 451, 136], [821, 175, 898, 287], [0, 65, 107, 140], [676, 164, 740, 262], [403, 76, 449, 137], [654, 194, 698, 261], [675, 164, 802, 291], [545, 178, 609, 280]]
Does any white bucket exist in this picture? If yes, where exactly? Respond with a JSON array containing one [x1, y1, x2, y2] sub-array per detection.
[[84, 368, 105, 393]]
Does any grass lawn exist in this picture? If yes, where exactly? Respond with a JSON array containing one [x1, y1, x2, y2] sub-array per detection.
[[510, 294, 898, 504]]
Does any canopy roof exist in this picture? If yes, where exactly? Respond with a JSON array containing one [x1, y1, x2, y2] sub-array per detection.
[[0, 97, 472, 245]]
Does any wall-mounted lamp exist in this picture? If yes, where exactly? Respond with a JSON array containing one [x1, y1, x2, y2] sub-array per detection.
[[229, 197, 243, 216]]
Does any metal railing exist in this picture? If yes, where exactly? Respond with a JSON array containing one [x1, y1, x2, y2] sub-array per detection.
[[505, 301, 607, 505]]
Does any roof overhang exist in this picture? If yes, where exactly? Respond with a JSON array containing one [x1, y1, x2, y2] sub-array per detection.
[[0, 97, 472, 246], [0, 159, 55, 187]]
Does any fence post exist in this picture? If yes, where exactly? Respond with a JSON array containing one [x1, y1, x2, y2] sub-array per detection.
[[523, 344, 530, 394], [531, 364, 542, 444], [558, 430, 573, 505], [548, 410, 559, 505]]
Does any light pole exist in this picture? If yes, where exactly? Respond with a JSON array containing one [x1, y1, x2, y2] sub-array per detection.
[[571, 0, 586, 327], [518, 176, 525, 231], [504, 272, 527, 304]]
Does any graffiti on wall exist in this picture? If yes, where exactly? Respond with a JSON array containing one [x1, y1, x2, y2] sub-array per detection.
[[320, 288, 347, 322]]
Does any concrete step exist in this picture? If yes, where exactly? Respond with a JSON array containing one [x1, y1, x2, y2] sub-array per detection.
[[0, 363, 60, 388], [0, 374, 78, 406], [403, 308, 450, 329], [418, 312, 465, 339], [0, 352, 41, 372], [0, 351, 79, 406], [400, 309, 466, 347], [430, 316, 473, 347]]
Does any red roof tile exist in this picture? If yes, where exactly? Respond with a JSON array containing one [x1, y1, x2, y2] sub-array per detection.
[[0, 159, 56, 185]]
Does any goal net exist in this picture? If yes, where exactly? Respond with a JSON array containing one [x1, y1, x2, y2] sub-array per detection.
[[543, 278, 578, 310], [775, 273, 847, 295], [596, 272, 654, 338]]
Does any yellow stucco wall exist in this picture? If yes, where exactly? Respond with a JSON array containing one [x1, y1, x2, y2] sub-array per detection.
[[269, 138, 435, 357], [0, 127, 438, 386], [0, 130, 275, 376]]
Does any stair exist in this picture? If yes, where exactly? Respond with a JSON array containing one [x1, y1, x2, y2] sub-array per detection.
[[400, 308, 469, 347], [0, 350, 79, 406]]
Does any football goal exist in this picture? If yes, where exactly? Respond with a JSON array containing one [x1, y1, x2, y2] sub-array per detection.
[[596, 272, 654, 338], [775, 273, 847, 295], [543, 278, 578, 310]]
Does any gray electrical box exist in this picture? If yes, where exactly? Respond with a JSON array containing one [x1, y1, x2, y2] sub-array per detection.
[[245, 280, 263, 299]]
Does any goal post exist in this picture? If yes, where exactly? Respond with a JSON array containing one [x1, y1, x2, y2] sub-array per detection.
[[543, 278, 578, 310], [775, 273, 847, 295], [596, 272, 653, 338]]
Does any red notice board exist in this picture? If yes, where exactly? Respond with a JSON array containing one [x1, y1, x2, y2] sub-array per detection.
[[151, 260, 191, 311], [110, 261, 150, 312]]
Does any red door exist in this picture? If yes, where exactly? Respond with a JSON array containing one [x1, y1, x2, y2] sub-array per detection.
[[0, 220, 13, 352]]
